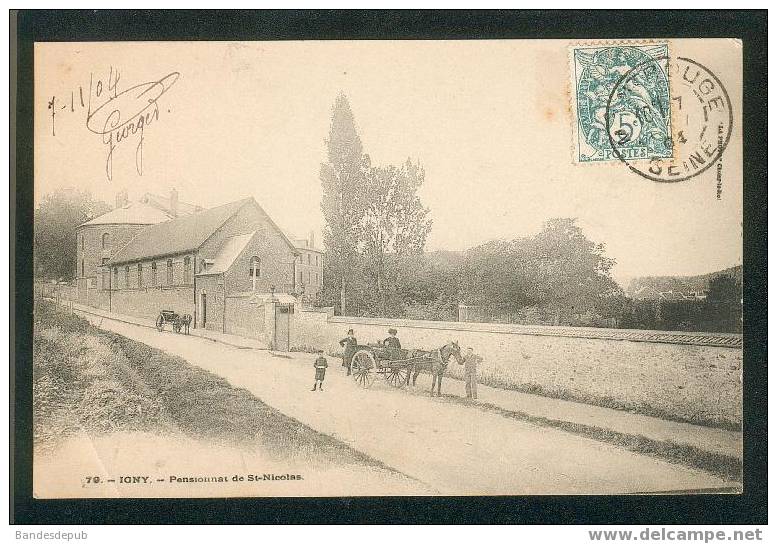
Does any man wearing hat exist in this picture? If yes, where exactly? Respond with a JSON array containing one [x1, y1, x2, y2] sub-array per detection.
[[459, 347, 483, 399], [383, 328, 402, 360], [339, 329, 357, 376]]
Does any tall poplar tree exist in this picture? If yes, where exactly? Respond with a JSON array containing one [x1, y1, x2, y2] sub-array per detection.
[[320, 93, 367, 314]]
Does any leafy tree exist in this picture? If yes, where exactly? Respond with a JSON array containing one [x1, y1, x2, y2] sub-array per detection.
[[459, 239, 530, 307], [701, 274, 742, 332], [706, 274, 742, 303], [34, 188, 110, 281], [523, 218, 621, 324], [358, 160, 433, 314], [320, 93, 368, 315], [457, 218, 623, 325]]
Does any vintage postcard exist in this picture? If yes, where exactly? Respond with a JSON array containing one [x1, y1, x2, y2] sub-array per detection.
[[31, 38, 743, 498]]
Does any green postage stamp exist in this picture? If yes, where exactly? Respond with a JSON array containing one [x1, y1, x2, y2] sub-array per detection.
[[571, 43, 672, 163]]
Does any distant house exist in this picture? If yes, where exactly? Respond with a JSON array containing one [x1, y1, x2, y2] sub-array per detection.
[[290, 232, 324, 302], [658, 291, 686, 301], [686, 290, 708, 300], [632, 286, 661, 300], [631, 286, 707, 302]]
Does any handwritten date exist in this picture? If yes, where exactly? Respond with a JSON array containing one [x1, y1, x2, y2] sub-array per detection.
[[47, 67, 180, 182]]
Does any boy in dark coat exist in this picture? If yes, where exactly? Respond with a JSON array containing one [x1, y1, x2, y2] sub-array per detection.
[[312, 350, 328, 391]]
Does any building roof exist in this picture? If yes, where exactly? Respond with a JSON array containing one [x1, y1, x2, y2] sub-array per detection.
[[109, 198, 253, 264], [79, 201, 173, 227], [141, 192, 201, 216], [292, 238, 324, 253], [196, 231, 255, 276]]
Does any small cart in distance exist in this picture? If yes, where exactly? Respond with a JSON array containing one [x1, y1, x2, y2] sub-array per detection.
[[155, 309, 192, 334]]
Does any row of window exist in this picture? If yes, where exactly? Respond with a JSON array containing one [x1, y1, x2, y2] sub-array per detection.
[[297, 269, 320, 286], [93, 254, 317, 290], [297, 252, 322, 267], [104, 257, 193, 289], [78, 232, 113, 252]]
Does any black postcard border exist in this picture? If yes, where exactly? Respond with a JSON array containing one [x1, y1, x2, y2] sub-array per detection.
[[11, 9, 768, 525]]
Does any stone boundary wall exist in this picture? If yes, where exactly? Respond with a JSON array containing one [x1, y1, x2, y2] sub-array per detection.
[[328, 316, 743, 348], [110, 286, 194, 321], [299, 311, 743, 428]]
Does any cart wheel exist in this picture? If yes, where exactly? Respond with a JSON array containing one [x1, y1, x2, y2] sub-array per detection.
[[173, 322, 182, 334], [385, 366, 410, 388], [351, 350, 376, 389], [155, 314, 164, 332]]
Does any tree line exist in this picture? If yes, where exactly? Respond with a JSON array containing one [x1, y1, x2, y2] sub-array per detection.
[[317, 93, 742, 333]]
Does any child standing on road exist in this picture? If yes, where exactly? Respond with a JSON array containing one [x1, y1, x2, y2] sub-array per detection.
[[312, 350, 328, 392]]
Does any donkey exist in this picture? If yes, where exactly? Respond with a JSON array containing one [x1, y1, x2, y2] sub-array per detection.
[[407, 341, 464, 396]]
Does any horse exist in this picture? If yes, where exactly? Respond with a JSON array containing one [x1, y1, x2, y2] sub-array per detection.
[[407, 341, 464, 396], [182, 314, 192, 334]]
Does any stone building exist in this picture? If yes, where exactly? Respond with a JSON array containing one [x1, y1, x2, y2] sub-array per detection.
[[103, 196, 299, 335], [74, 189, 197, 299], [291, 232, 324, 302], [73, 190, 325, 348]]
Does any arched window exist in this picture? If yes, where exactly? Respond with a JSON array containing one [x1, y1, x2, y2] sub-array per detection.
[[183, 256, 191, 284], [249, 256, 261, 290], [151, 262, 157, 286], [166, 259, 173, 285], [137, 263, 143, 288], [101, 232, 110, 249], [80, 259, 84, 277]]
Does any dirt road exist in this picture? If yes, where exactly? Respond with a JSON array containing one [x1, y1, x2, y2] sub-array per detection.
[[81, 313, 736, 495]]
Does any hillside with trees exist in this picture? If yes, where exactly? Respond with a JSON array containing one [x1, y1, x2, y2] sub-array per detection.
[[626, 266, 743, 297]]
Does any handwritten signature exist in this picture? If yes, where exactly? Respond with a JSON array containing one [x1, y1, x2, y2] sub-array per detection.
[[48, 68, 180, 181]]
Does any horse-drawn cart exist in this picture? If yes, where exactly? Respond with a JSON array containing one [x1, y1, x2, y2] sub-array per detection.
[[155, 310, 192, 334], [349, 341, 462, 391]]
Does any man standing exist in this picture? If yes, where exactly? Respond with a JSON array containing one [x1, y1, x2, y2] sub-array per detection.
[[460, 347, 483, 399], [339, 329, 357, 376]]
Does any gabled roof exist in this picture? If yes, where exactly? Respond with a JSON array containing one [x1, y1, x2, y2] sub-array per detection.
[[109, 198, 252, 264], [141, 192, 201, 216], [197, 231, 255, 276], [291, 238, 324, 253], [79, 201, 172, 227]]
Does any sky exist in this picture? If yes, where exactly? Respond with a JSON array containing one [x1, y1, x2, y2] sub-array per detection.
[[35, 39, 743, 282]]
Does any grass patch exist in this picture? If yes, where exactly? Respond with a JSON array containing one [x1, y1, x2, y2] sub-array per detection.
[[33, 300, 398, 469]]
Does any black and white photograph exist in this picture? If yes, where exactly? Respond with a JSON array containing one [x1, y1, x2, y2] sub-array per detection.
[[11, 10, 767, 528]]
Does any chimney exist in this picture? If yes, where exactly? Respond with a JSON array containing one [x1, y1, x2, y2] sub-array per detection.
[[170, 188, 179, 217], [115, 189, 128, 209], [309, 230, 315, 249]]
